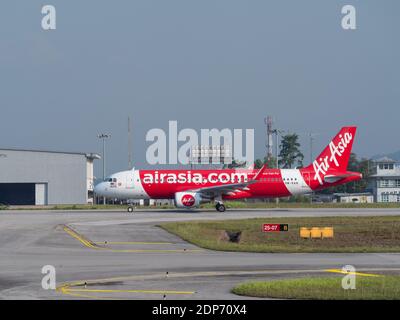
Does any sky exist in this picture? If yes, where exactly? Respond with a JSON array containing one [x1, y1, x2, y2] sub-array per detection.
[[0, 1, 399, 179]]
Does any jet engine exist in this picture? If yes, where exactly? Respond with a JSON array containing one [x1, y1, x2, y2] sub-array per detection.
[[174, 192, 208, 208]]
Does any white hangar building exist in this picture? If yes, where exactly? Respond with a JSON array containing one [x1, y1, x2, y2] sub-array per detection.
[[0, 148, 100, 206]]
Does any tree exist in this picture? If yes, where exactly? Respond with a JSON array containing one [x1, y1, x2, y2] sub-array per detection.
[[254, 156, 277, 169], [345, 154, 373, 193], [278, 134, 304, 169], [223, 159, 247, 169], [320, 153, 373, 194], [357, 157, 373, 191]]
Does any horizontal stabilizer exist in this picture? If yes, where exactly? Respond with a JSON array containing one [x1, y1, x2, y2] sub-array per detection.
[[324, 172, 362, 183]]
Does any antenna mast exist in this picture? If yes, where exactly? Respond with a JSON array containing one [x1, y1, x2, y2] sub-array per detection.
[[265, 116, 274, 162], [128, 116, 132, 169]]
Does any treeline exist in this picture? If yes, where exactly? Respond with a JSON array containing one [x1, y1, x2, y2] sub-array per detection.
[[321, 153, 373, 194]]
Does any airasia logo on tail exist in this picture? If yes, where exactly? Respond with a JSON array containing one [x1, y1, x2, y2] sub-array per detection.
[[181, 194, 195, 207], [313, 132, 353, 185]]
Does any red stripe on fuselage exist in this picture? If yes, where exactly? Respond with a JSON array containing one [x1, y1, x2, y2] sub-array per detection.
[[138, 169, 292, 199]]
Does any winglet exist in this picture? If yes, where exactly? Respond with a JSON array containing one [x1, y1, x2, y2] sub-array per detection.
[[252, 164, 267, 181]]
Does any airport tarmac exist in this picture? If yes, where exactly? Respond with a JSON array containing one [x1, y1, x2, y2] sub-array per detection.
[[1, 208, 400, 300]]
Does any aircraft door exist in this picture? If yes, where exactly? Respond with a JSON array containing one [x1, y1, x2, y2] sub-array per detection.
[[126, 171, 135, 189], [302, 172, 311, 189]]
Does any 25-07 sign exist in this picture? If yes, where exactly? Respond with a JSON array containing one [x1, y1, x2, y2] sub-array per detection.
[[262, 224, 289, 232]]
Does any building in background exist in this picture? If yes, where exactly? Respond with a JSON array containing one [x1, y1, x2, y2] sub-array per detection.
[[0, 148, 100, 206], [333, 193, 374, 204], [369, 157, 400, 203]]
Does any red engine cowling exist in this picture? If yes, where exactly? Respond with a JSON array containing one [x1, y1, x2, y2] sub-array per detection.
[[174, 192, 205, 208]]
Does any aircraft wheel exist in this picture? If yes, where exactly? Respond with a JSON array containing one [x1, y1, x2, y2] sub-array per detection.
[[216, 203, 226, 212], [127, 206, 134, 213]]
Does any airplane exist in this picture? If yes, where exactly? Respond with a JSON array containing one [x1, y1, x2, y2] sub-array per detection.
[[94, 126, 362, 212]]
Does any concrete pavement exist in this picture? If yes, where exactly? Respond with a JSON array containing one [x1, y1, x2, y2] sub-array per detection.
[[1, 208, 400, 299]]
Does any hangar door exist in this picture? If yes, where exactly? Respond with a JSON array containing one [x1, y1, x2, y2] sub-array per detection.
[[0, 183, 47, 205]]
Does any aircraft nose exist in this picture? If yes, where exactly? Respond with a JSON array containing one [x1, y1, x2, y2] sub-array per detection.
[[94, 182, 106, 196]]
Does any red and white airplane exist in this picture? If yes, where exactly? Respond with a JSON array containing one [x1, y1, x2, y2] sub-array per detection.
[[94, 126, 362, 212]]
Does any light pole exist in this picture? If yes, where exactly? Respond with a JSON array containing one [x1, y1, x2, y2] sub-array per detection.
[[272, 129, 284, 206], [97, 133, 111, 204], [308, 132, 319, 204], [309, 132, 316, 164]]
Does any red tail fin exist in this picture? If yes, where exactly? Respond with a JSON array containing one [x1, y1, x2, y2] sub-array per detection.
[[307, 127, 357, 184]]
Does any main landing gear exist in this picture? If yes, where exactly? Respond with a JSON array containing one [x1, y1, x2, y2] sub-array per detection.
[[127, 206, 134, 213], [215, 202, 226, 212]]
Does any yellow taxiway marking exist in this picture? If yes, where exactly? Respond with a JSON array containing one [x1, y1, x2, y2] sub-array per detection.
[[62, 225, 201, 253], [66, 288, 194, 295], [325, 269, 382, 277], [58, 286, 111, 300], [57, 284, 194, 299], [97, 249, 202, 253], [63, 226, 98, 249], [94, 241, 173, 245]]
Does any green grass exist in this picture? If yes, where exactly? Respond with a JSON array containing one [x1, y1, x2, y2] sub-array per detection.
[[232, 276, 400, 299], [160, 216, 400, 253]]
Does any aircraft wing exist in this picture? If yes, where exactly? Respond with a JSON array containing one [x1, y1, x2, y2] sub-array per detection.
[[190, 181, 255, 195], [188, 164, 267, 196]]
